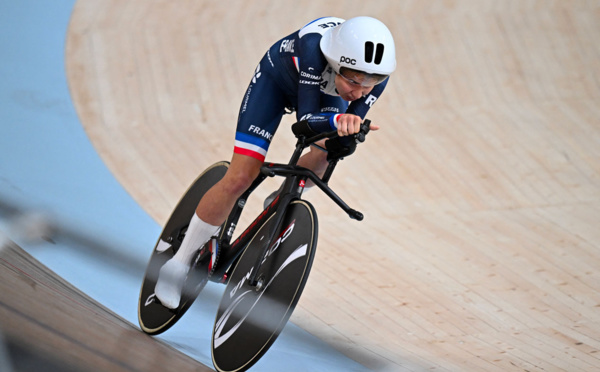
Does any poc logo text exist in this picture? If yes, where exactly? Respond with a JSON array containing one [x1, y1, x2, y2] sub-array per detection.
[[340, 56, 356, 65]]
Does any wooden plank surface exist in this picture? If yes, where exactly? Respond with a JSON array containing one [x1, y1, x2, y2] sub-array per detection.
[[0, 242, 212, 372], [65, 0, 600, 370]]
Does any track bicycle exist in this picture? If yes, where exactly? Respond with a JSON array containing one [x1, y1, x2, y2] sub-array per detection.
[[138, 119, 372, 372]]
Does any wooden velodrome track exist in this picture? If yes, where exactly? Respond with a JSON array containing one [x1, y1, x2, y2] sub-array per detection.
[[63, 0, 600, 370]]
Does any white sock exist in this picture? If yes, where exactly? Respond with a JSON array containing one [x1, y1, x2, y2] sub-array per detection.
[[173, 213, 220, 265], [155, 214, 220, 309]]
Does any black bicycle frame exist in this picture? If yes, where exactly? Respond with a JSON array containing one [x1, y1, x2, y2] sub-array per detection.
[[210, 121, 370, 286]]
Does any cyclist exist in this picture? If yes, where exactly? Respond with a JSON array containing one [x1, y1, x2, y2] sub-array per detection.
[[155, 16, 396, 309]]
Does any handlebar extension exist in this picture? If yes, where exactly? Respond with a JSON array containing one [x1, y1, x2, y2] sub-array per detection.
[[292, 119, 372, 145]]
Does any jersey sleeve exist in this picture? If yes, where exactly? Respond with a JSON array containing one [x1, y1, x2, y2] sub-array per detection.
[[346, 77, 389, 118], [305, 77, 389, 134], [295, 33, 327, 122]]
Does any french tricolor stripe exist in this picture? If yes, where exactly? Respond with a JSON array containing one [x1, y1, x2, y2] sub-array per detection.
[[234, 146, 265, 162], [331, 114, 343, 130], [292, 57, 300, 72], [234, 132, 269, 162]]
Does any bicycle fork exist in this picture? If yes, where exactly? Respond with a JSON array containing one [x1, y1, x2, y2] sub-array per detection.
[[247, 174, 306, 287], [246, 157, 362, 287]]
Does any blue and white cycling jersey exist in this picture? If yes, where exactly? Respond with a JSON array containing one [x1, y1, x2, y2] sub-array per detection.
[[234, 17, 389, 162]]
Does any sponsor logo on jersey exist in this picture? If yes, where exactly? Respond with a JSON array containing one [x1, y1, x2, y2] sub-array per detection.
[[300, 67, 321, 85], [266, 50, 274, 68], [241, 86, 252, 114], [365, 94, 378, 107], [317, 20, 342, 29], [280, 39, 295, 53], [299, 80, 320, 86], [252, 64, 262, 84], [320, 106, 340, 113], [300, 71, 321, 80], [248, 125, 273, 141]]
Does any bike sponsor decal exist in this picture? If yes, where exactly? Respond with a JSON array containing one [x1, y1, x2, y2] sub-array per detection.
[[231, 195, 279, 247], [214, 243, 308, 348], [227, 222, 237, 238], [297, 180, 306, 194], [261, 220, 294, 265], [230, 220, 295, 299], [145, 293, 156, 306]]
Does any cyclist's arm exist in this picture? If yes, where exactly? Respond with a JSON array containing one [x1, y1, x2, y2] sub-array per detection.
[[295, 33, 328, 125], [304, 77, 389, 136], [346, 77, 388, 118], [336, 77, 388, 134]]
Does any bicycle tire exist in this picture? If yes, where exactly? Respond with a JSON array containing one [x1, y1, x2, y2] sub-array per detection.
[[211, 199, 318, 372], [138, 161, 229, 335]]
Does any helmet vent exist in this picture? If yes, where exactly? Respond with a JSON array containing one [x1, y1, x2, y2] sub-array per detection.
[[365, 41, 374, 63], [374, 43, 385, 65], [364, 41, 385, 65]]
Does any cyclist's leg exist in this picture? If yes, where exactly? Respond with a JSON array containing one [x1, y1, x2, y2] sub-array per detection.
[[156, 57, 287, 309], [196, 154, 263, 225], [297, 139, 328, 185], [155, 156, 264, 308]]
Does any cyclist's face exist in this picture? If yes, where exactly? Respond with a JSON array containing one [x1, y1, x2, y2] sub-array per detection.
[[335, 73, 374, 101]]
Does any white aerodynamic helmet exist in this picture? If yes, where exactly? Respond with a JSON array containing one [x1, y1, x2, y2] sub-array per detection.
[[320, 16, 396, 84]]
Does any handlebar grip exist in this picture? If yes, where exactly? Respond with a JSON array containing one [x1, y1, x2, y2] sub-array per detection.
[[354, 119, 371, 143], [349, 209, 364, 221]]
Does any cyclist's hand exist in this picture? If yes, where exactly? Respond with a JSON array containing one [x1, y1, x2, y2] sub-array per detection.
[[336, 114, 362, 136], [337, 114, 379, 136]]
